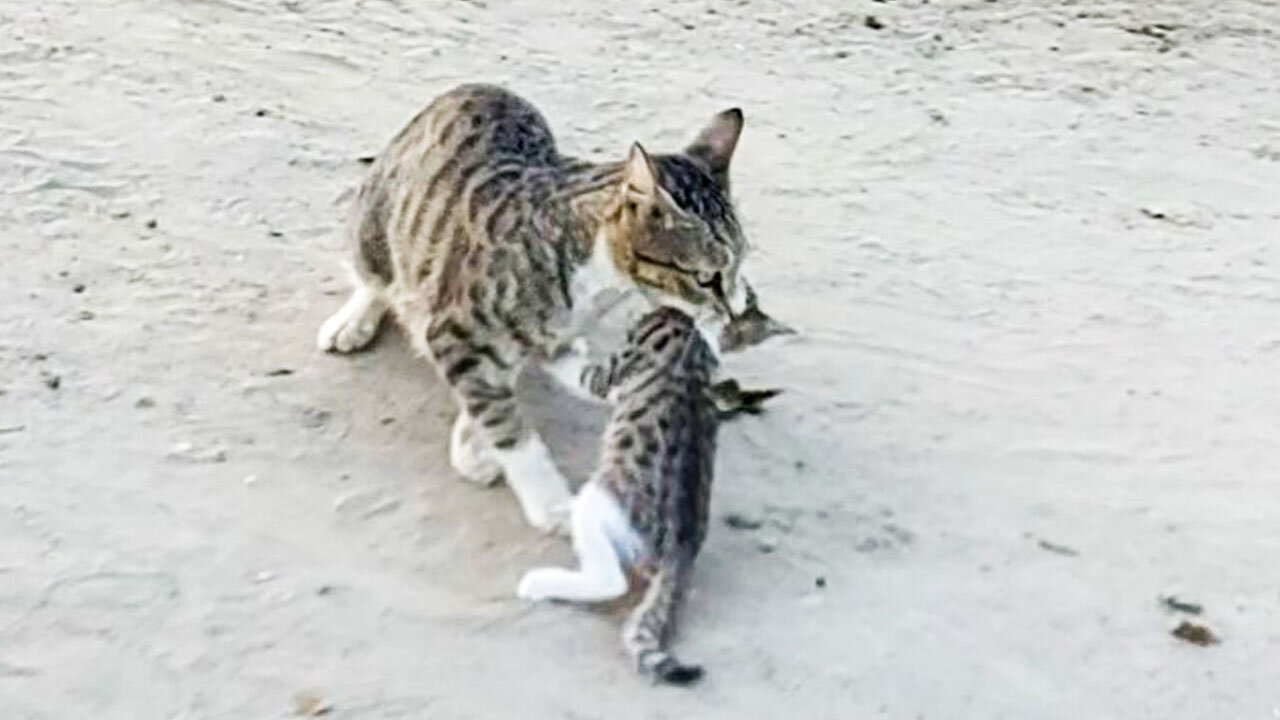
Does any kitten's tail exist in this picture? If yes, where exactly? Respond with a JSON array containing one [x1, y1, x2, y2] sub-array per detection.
[[623, 555, 703, 685]]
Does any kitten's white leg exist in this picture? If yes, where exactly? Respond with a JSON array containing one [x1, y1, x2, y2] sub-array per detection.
[[517, 484, 630, 602], [317, 285, 388, 353], [542, 338, 607, 404], [492, 435, 573, 534], [450, 413, 501, 486]]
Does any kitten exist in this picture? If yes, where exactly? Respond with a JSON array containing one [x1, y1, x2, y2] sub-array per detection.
[[317, 84, 752, 532], [517, 306, 722, 685]]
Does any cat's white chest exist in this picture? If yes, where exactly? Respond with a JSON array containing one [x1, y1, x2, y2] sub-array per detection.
[[560, 235, 632, 336]]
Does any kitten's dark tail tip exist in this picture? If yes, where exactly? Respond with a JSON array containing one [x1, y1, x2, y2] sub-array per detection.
[[654, 659, 704, 686]]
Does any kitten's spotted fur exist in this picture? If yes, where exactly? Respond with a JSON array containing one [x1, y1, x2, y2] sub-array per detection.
[[517, 306, 719, 685], [318, 84, 750, 531]]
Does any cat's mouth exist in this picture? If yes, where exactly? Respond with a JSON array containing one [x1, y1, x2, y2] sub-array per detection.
[[633, 252, 731, 314]]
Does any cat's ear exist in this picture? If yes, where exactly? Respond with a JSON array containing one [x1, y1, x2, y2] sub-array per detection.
[[623, 142, 658, 197], [686, 108, 743, 186]]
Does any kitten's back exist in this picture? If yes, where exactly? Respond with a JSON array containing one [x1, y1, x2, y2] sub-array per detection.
[[600, 306, 719, 683]]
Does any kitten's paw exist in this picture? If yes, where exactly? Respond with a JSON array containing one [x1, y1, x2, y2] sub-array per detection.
[[516, 568, 559, 601], [317, 288, 387, 353], [565, 337, 590, 358], [543, 338, 604, 404]]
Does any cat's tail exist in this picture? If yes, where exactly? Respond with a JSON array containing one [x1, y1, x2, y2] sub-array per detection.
[[623, 554, 703, 685]]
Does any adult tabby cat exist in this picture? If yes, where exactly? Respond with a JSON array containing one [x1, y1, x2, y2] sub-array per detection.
[[317, 84, 751, 532]]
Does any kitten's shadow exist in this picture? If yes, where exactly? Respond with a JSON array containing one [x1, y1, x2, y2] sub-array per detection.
[[520, 368, 609, 491]]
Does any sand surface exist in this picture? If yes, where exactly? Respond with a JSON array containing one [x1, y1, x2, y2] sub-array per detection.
[[3, 1, 1279, 718]]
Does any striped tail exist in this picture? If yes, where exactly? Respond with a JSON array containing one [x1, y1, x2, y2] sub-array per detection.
[[623, 558, 703, 685]]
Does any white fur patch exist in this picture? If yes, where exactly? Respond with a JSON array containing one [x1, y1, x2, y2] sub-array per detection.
[[695, 316, 724, 360], [516, 482, 636, 602], [492, 435, 573, 533], [450, 413, 501, 485], [317, 286, 388, 353]]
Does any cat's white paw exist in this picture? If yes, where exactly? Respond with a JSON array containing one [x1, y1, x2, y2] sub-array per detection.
[[494, 437, 573, 532], [450, 413, 502, 486], [517, 494, 573, 537], [536, 498, 574, 538], [317, 287, 387, 353], [516, 568, 560, 601]]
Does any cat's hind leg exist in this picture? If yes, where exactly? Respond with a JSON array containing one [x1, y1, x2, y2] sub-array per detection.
[[318, 175, 393, 353], [517, 483, 631, 602]]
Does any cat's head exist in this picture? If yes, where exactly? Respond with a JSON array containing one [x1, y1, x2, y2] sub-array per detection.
[[603, 109, 749, 318]]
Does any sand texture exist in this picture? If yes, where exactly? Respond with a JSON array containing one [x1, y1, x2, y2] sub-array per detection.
[[2, 1, 1279, 718]]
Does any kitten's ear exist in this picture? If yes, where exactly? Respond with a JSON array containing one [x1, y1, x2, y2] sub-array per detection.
[[624, 142, 658, 197], [686, 108, 743, 185]]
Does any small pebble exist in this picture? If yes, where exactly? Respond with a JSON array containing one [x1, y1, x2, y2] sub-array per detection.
[[43, 374, 61, 390], [1171, 620, 1219, 647], [72, 283, 86, 293], [167, 441, 228, 464], [78, 310, 95, 321], [145, 219, 158, 229], [1161, 595, 1204, 615], [815, 576, 827, 589], [723, 512, 763, 531], [135, 396, 156, 408], [756, 537, 779, 554], [255, 108, 268, 117], [865, 15, 885, 30], [333, 491, 400, 519], [212, 93, 226, 102], [301, 408, 332, 429], [292, 690, 332, 716]]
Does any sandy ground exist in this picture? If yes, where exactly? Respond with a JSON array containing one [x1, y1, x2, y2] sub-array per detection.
[[3, 0, 1280, 717]]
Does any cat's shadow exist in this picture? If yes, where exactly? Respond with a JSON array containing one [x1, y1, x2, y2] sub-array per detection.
[[353, 325, 610, 491]]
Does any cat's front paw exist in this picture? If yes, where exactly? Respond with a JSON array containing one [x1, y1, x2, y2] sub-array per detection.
[[539, 498, 574, 538], [450, 414, 502, 486], [317, 288, 387, 353], [519, 497, 573, 538]]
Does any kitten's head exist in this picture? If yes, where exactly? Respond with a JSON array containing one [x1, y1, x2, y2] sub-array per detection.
[[603, 109, 748, 318]]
